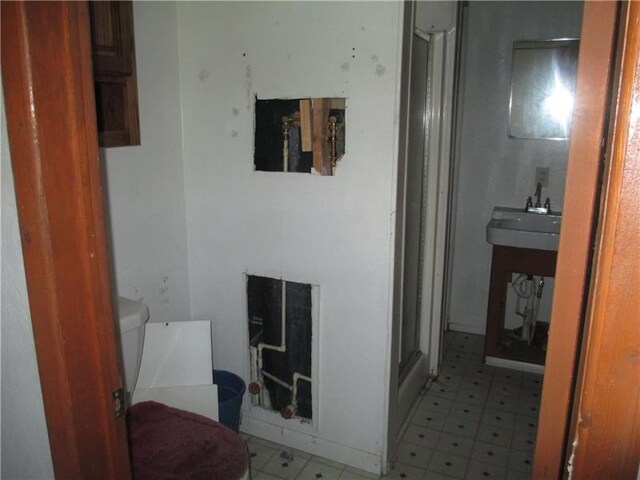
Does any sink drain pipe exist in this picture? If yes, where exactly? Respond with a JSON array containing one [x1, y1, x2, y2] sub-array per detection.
[[512, 274, 545, 345]]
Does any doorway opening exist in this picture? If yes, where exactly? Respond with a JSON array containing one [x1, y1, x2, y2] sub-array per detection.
[[391, 2, 586, 475]]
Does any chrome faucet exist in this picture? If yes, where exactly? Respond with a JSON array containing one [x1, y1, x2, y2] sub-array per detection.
[[526, 182, 551, 214]]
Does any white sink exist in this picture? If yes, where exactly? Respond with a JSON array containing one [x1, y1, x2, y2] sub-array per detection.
[[486, 207, 562, 251]]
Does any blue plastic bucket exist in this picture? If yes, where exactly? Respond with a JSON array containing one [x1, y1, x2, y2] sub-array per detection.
[[213, 369, 245, 432]]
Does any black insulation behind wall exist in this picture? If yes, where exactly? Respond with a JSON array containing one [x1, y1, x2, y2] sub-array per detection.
[[247, 275, 313, 419], [254, 99, 312, 173]]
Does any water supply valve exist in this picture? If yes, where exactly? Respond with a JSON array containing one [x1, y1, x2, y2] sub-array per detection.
[[248, 382, 261, 395], [281, 405, 296, 419]]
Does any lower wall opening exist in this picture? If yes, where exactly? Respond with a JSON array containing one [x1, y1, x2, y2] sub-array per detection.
[[247, 274, 313, 421]]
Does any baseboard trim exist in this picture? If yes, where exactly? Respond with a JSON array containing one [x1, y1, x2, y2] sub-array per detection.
[[240, 414, 382, 475], [447, 322, 486, 335], [485, 356, 545, 374]]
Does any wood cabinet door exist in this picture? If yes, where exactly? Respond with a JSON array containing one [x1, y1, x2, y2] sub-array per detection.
[[89, 0, 140, 147], [89, 0, 134, 75]]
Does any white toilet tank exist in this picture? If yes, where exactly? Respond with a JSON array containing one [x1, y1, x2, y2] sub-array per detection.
[[117, 296, 150, 396]]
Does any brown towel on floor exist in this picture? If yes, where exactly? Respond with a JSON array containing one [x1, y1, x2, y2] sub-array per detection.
[[127, 401, 249, 480]]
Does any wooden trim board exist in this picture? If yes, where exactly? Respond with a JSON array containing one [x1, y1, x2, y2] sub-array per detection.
[[1, 2, 132, 478], [566, 2, 640, 477], [533, 2, 619, 478]]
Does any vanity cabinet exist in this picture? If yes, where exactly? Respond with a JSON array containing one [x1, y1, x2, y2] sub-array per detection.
[[88, 0, 140, 147], [484, 245, 557, 365]]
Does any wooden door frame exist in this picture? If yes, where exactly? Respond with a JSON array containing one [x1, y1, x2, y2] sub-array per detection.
[[534, 1, 640, 478], [1, 1, 638, 478], [533, 2, 618, 476], [566, 1, 640, 477], [1, 2, 132, 478]]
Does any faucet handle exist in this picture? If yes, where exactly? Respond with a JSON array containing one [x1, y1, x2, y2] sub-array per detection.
[[544, 197, 551, 213], [526, 196, 533, 211]]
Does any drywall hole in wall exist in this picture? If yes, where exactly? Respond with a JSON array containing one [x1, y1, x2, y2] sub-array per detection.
[[247, 275, 312, 421], [254, 97, 345, 175]]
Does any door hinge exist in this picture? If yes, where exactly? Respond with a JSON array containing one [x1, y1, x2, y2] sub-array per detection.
[[113, 387, 125, 418]]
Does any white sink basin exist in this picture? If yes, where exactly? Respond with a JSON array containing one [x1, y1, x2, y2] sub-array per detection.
[[486, 207, 562, 251]]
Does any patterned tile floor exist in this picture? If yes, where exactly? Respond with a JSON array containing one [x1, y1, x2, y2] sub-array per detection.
[[244, 331, 542, 479]]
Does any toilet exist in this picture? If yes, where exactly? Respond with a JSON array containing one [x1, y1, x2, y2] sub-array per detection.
[[116, 297, 250, 480], [117, 296, 150, 405]]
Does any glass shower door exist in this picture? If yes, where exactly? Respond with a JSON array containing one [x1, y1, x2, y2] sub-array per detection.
[[399, 33, 430, 378]]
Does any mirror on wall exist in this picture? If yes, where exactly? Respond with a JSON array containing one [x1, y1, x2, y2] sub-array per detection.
[[509, 39, 579, 140]]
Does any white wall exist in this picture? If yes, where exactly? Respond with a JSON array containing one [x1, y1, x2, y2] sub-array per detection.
[[448, 1, 583, 334], [1, 87, 55, 479], [103, 1, 191, 325], [177, 2, 402, 469]]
